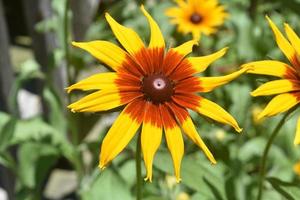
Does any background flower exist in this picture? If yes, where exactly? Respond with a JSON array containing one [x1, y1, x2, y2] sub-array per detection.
[[165, 0, 228, 40], [243, 16, 300, 145]]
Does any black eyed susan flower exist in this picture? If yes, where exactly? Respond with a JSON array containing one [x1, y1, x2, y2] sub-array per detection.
[[165, 0, 228, 40], [294, 161, 300, 176], [68, 6, 245, 182], [243, 16, 300, 145]]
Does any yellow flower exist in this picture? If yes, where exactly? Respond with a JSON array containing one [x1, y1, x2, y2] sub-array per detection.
[[243, 16, 300, 145], [294, 161, 300, 176], [165, 0, 228, 40], [176, 192, 190, 200], [252, 105, 264, 124], [67, 6, 244, 182]]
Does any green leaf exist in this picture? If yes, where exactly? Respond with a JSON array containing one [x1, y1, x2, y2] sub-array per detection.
[[80, 169, 132, 200], [267, 177, 300, 200], [17, 142, 59, 189], [43, 87, 66, 133], [154, 151, 226, 199], [0, 113, 16, 151], [0, 152, 16, 171]]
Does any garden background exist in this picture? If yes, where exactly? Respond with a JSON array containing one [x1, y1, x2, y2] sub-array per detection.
[[0, 0, 300, 199]]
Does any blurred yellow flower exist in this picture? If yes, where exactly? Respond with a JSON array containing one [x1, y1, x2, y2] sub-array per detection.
[[215, 129, 226, 141], [176, 192, 190, 200], [294, 161, 300, 176], [243, 16, 300, 145], [252, 105, 264, 124], [166, 175, 177, 189], [165, 0, 228, 40], [68, 6, 244, 182]]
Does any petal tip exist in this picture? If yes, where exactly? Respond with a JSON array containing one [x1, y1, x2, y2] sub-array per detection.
[[71, 41, 79, 46], [250, 91, 258, 97], [144, 176, 152, 182], [235, 127, 243, 133], [98, 162, 105, 170], [257, 113, 265, 121], [65, 87, 71, 93], [176, 177, 182, 183], [211, 159, 217, 165]]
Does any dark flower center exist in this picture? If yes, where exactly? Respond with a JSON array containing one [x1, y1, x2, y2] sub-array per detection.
[[142, 74, 173, 103], [190, 13, 203, 24]]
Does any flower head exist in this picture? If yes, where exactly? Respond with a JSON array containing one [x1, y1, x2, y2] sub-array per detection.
[[243, 16, 300, 145], [68, 6, 244, 182], [294, 161, 300, 176], [165, 0, 228, 40]]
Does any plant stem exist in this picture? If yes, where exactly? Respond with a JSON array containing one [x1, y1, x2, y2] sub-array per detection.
[[136, 133, 142, 200], [64, 0, 72, 88], [257, 108, 295, 200]]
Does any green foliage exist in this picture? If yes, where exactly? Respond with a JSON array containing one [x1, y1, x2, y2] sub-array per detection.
[[2, 0, 300, 199]]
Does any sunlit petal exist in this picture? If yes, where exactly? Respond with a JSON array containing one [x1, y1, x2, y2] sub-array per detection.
[[266, 16, 299, 67], [66, 73, 117, 93], [258, 93, 300, 120], [242, 60, 297, 79], [141, 6, 165, 49], [295, 116, 300, 145], [197, 97, 242, 133], [181, 116, 216, 164], [187, 47, 228, 73], [99, 102, 144, 168], [72, 41, 127, 71], [198, 67, 248, 92], [171, 40, 198, 57], [160, 104, 183, 182], [284, 23, 300, 57], [251, 79, 300, 97], [105, 13, 145, 55]]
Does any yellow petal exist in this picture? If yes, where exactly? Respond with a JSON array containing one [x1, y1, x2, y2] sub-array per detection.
[[251, 79, 300, 97], [72, 41, 127, 71], [242, 60, 297, 79], [181, 116, 216, 164], [99, 107, 141, 168], [258, 93, 299, 119], [164, 125, 184, 183], [198, 67, 248, 92], [68, 90, 122, 112], [192, 29, 201, 41], [266, 16, 298, 66], [141, 122, 162, 182], [66, 73, 118, 93], [284, 23, 300, 57], [196, 97, 242, 133], [171, 40, 198, 57], [165, 7, 182, 17], [105, 13, 145, 55], [141, 6, 165, 49], [294, 116, 300, 145], [187, 47, 228, 73]]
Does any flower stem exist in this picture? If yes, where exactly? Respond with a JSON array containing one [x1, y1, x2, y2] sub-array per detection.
[[136, 133, 142, 200], [257, 108, 295, 200], [64, 0, 72, 88]]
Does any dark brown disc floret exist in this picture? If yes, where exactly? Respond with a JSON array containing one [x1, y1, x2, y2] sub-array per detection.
[[190, 12, 203, 24], [142, 74, 174, 103]]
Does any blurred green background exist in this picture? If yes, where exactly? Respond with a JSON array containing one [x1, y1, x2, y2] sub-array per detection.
[[1, 0, 300, 199]]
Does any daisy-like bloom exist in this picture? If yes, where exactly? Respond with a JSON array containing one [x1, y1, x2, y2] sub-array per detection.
[[294, 161, 300, 176], [165, 0, 228, 40], [242, 16, 300, 145], [67, 6, 245, 182]]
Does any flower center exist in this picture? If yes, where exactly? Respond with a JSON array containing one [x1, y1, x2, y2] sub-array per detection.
[[190, 13, 203, 24], [142, 74, 173, 103]]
